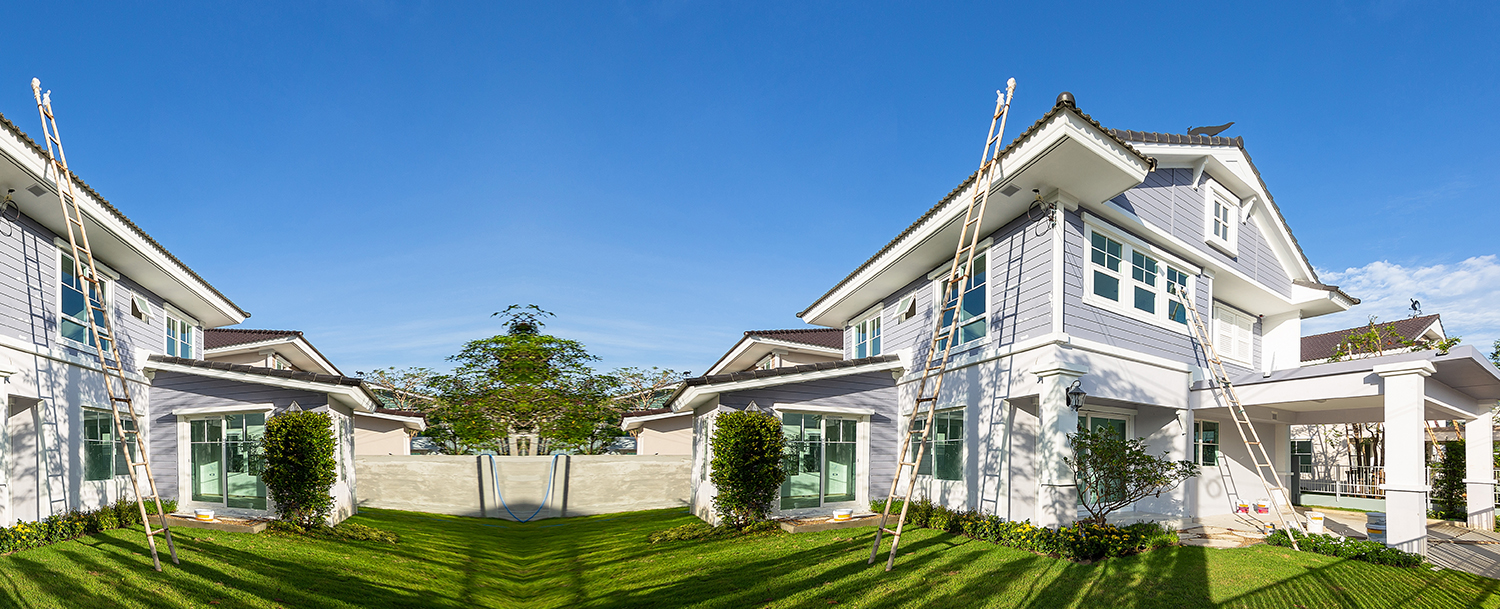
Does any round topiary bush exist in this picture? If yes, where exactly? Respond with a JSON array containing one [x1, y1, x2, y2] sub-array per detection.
[[261, 410, 338, 528], [709, 411, 786, 529]]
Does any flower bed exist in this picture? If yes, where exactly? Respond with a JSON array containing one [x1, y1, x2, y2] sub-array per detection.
[[0, 499, 176, 554], [871, 499, 1176, 561]]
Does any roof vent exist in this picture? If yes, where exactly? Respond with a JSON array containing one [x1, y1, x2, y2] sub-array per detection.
[[1056, 92, 1076, 108], [26, 184, 46, 197]]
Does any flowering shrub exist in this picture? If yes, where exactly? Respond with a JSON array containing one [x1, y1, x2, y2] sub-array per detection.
[[1265, 529, 1423, 567], [872, 498, 1176, 561], [0, 498, 176, 554]]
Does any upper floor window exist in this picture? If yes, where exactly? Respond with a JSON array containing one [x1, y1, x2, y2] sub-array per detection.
[[853, 313, 882, 358], [59, 252, 111, 351], [936, 253, 987, 351], [1085, 223, 1193, 331], [1204, 181, 1239, 254], [1213, 304, 1255, 366], [166, 315, 194, 358], [271, 354, 295, 371]]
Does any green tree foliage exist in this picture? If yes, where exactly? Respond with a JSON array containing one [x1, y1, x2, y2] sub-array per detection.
[[1431, 440, 1467, 521], [1329, 317, 1460, 362], [1490, 339, 1499, 367], [432, 305, 622, 455], [261, 411, 338, 528], [709, 411, 787, 528], [1066, 427, 1199, 524]]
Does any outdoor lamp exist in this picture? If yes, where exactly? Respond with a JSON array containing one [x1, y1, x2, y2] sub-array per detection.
[[1066, 380, 1087, 410]]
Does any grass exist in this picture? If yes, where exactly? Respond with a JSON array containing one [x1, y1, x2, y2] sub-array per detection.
[[1, 507, 1496, 608], [527, 509, 1500, 608]]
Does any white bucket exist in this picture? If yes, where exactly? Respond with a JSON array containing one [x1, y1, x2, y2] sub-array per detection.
[[831, 509, 853, 522], [1307, 512, 1325, 534], [1262, 522, 1276, 536], [1254, 500, 1271, 514], [1367, 523, 1387, 543], [1366, 511, 1386, 524], [195, 509, 215, 522], [1235, 502, 1250, 514]]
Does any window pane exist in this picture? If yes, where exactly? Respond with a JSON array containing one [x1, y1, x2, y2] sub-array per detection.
[[1169, 301, 1187, 324], [1092, 271, 1119, 301], [1199, 421, 1218, 444], [871, 334, 880, 356], [959, 318, 986, 343], [1134, 286, 1156, 313], [934, 411, 963, 480], [959, 285, 984, 322]]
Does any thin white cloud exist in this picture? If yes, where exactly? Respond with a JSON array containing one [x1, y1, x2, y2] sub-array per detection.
[[1307, 256, 1500, 354]]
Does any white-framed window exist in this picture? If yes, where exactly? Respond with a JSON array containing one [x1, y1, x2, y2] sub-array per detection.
[[935, 252, 987, 351], [1213, 304, 1255, 366], [853, 313, 882, 358], [896, 296, 917, 323], [1203, 180, 1239, 254], [59, 251, 112, 351], [271, 354, 295, 371], [166, 315, 194, 359], [83, 409, 135, 481], [1084, 222, 1195, 332], [909, 408, 964, 481], [1193, 420, 1220, 466], [130, 295, 152, 322]]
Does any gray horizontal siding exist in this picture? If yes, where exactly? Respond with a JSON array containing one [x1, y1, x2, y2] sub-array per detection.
[[718, 372, 898, 509], [148, 370, 328, 501], [866, 211, 1053, 369], [1110, 168, 1291, 297]]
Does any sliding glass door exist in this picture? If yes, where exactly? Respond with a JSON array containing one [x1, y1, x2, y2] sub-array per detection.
[[190, 414, 268, 510], [780, 413, 859, 510]]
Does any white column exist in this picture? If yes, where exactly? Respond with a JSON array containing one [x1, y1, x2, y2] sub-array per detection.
[[1034, 361, 1087, 528], [1466, 406, 1496, 531], [1375, 360, 1435, 556]]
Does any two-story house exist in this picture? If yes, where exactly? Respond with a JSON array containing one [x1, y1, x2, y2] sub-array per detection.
[[0, 111, 372, 525], [672, 93, 1500, 556]]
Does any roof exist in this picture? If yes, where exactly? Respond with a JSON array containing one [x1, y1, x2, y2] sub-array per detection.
[[0, 111, 250, 320], [204, 328, 303, 350], [798, 98, 1153, 320], [149, 354, 366, 387], [621, 406, 673, 418], [374, 407, 426, 420], [1300, 314, 1442, 362], [1107, 129, 1323, 285], [664, 354, 901, 410], [743, 328, 844, 350]]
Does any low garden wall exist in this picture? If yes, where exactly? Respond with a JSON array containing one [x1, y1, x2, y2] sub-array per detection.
[[353, 454, 691, 521]]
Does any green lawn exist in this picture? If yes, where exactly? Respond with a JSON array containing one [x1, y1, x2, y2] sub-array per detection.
[[528, 509, 1500, 609], [2, 507, 1496, 608]]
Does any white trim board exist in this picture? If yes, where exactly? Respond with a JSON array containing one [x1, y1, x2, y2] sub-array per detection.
[[173, 404, 276, 417]]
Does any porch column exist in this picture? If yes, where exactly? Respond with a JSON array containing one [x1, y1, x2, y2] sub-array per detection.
[[1034, 361, 1087, 529], [1466, 405, 1496, 531], [1375, 360, 1435, 556]]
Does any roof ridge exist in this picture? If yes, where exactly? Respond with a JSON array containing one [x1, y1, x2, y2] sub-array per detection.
[[1107, 129, 1246, 148], [744, 328, 840, 335], [206, 328, 303, 335]]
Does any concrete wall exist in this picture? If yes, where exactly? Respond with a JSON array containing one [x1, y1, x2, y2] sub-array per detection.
[[354, 454, 690, 521], [636, 415, 691, 456], [354, 416, 411, 456]]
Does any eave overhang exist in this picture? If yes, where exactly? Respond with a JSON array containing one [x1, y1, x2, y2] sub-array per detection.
[[799, 104, 1153, 328], [705, 335, 843, 376]]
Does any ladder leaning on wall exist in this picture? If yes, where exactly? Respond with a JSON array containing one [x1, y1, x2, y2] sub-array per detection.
[[1170, 282, 1302, 551], [868, 78, 1016, 572], [30, 78, 180, 571]]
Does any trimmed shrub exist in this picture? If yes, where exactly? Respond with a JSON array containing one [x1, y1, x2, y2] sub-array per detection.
[[1266, 529, 1423, 567], [871, 499, 1174, 562], [261, 410, 338, 528], [1431, 440, 1466, 521], [708, 411, 787, 529]]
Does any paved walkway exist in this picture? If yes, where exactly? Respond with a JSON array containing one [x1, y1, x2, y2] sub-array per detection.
[[1428, 522, 1500, 579]]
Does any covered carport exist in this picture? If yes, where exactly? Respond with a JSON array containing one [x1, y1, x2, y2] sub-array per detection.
[[1192, 345, 1500, 556]]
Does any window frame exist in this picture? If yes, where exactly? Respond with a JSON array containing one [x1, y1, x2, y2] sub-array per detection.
[[56, 249, 114, 352], [852, 310, 883, 359], [1212, 303, 1256, 367], [1193, 420, 1220, 466], [908, 407, 964, 482], [1202, 179, 1240, 256], [83, 408, 135, 482], [165, 314, 195, 359], [931, 250, 989, 351], [1291, 439, 1313, 475], [1082, 220, 1197, 334]]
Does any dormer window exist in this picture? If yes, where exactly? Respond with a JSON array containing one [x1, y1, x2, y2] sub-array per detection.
[[1204, 180, 1240, 254]]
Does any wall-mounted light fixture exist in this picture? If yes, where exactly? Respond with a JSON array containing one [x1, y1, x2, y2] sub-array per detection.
[[1066, 379, 1088, 411]]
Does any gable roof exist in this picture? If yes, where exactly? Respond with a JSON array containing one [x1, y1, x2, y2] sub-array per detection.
[[0, 112, 249, 325], [146, 354, 379, 412], [798, 100, 1153, 322], [1300, 314, 1444, 362], [205, 328, 303, 350], [665, 354, 902, 412], [743, 328, 843, 350]]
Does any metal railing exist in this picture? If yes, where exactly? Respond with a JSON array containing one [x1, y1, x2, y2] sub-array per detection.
[[1296, 465, 1434, 499]]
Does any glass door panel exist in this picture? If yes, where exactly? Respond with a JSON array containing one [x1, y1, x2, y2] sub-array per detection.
[[225, 414, 268, 510], [823, 419, 857, 504], [1081, 415, 1128, 504], [780, 413, 823, 509], [190, 419, 223, 503]]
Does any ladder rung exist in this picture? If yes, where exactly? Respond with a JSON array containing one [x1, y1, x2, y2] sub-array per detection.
[[899, 461, 919, 467], [916, 396, 938, 403], [880, 528, 901, 535]]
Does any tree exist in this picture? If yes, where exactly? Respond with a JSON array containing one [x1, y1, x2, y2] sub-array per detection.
[[357, 366, 438, 412], [1066, 427, 1199, 525], [1330, 317, 1460, 362], [709, 411, 786, 528], [1431, 440, 1466, 521], [432, 305, 620, 455], [612, 367, 689, 412], [1490, 339, 1499, 367]]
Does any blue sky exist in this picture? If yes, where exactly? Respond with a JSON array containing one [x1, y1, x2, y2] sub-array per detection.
[[2, 2, 1497, 375]]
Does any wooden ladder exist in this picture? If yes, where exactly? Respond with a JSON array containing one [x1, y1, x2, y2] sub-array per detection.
[[869, 79, 1015, 571], [1171, 283, 1302, 550], [31, 79, 179, 571]]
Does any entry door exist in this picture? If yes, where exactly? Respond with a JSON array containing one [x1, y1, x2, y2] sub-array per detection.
[[779, 414, 860, 510], [1079, 415, 1128, 504]]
